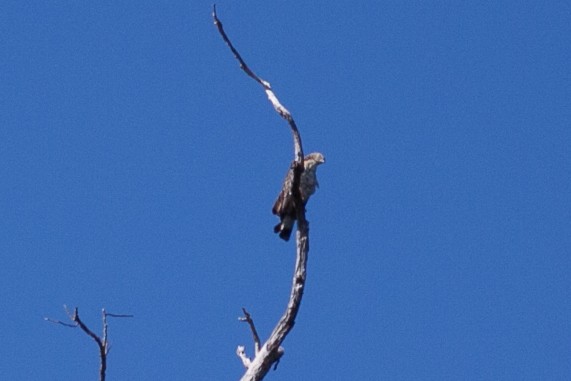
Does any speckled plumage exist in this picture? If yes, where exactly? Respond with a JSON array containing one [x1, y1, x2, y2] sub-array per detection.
[[272, 152, 325, 241]]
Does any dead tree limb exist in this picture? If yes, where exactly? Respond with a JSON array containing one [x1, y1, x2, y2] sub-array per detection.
[[45, 306, 133, 381], [212, 5, 304, 165], [212, 6, 312, 381]]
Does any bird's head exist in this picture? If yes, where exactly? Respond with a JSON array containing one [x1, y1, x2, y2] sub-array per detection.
[[304, 152, 325, 169]]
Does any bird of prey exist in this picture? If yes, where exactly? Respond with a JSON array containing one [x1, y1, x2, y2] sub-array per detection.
[[272, 152, 325, 241]]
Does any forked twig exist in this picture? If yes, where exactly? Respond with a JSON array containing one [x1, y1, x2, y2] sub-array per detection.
[[45, 306, 133, 381], [239, 308, 261, 356]]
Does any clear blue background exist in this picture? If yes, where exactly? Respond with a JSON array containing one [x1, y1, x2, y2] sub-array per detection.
[[1, 1, 570, 380]]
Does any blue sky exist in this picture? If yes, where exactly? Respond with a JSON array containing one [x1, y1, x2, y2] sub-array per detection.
[[1, 1, 570, 380]]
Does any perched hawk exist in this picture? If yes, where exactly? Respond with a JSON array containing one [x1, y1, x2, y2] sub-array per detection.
[[272, 152, 325, 241]]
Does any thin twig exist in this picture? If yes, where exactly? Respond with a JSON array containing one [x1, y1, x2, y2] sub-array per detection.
[[44, 317, 77, 328], [105, 313, 135, 318], [239, 308, 261, 355], [212, 5, 265, 87]]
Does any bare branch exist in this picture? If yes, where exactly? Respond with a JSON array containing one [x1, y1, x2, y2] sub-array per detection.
[[46, 306, 132, 381], [69, 308, 106, 381], [239, 217, 306, 380], [105, 313, 135, 318], [44, 317, 77, 328], [238, 308, 261, 355], [212, 5, 304, 164], [73, 308, 104, 349], [213, 7, 313, 381], [236, 345, 252, 368]]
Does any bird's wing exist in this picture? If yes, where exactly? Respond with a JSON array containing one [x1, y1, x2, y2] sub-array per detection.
[[272, 164, 295, 216]]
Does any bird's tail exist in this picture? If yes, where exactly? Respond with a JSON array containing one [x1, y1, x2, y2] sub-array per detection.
[[274, 222, 292, 241]]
